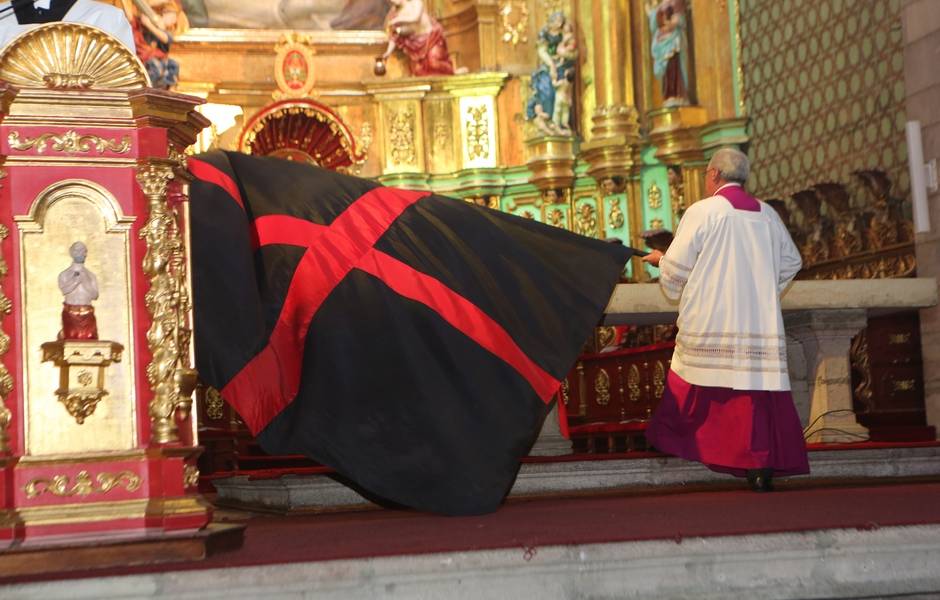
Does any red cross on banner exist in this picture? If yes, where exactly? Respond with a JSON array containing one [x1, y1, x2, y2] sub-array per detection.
[[188, 158, 560, 435]]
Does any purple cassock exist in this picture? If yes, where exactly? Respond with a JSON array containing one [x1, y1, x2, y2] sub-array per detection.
[[645, 184, 811, 478]]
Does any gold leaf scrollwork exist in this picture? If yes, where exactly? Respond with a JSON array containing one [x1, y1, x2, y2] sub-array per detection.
[[24, 470, 141, 499], [0, 220, 12, 455], [205, 386, 225, 420], [8, 130, 131, 155], [627, 364, 641, 402], [388, 109, 417, 166], [650, 218, 664, 230], [594, 369, 610, 406], [499, 0, 529, 47], [137, 163, 198, 445], [653, 360, 666, 399], [549, 208, 565, 228], [647, 182, 663, 209], [608, 198, 625, 230], [465, 105, 490, 161], [560, 378, 570, 406], [184, 464, 200, 489]]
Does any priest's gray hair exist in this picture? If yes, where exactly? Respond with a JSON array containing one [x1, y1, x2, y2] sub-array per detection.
[[708, 147, 750, 183]]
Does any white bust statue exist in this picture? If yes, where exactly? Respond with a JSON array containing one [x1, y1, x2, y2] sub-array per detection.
[[58, 241, 99, 307]]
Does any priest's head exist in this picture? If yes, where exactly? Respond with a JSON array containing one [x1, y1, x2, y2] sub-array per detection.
[[705, 147, 749, 197]]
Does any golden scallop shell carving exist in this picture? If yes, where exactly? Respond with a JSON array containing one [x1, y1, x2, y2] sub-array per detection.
[[0, 23, 149, 90]]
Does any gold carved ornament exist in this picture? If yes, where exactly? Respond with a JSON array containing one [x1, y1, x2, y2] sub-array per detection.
[[594, 369, 610, 406], [647, 182, 663, 210], [0, 219, 13, 455], [499, 0, 529, 47], [7, 131, 131, 155], [388, 109, 417, 166], [183, 464, 200, 489], [205, 386, 225, 420], [137, 164, 198, 445], [608, 198, 625, 230], [273, 32, 317, 100], [548, 208, 565, 228], [653, 361, 666, 399], [0, 22, 149, 90], [24, 470, 141, 499], [433, 122, 450, 152], [560, 378, 570, 406], [650, 218, 664, 230], [465, 105, 491, 161], [574, 203, 598, 238], [627, 364, 641, 402], [849, 330, 874, 412]]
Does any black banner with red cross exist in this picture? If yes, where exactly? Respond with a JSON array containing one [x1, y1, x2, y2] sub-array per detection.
[[188, 151, 632, 515]]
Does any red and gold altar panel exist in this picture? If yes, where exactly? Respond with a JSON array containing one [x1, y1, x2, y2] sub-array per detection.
[[0, 23, 211, 546]]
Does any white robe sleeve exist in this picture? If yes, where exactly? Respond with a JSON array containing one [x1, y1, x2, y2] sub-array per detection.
[[659, 203, 706, 301], [771, 209, 802, 293]]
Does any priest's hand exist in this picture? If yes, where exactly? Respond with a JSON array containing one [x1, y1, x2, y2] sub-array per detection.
[[641, 250, 664, 267]]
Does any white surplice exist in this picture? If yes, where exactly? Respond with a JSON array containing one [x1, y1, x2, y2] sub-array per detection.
[[0, 0, 135, 52], [658, 183, 803, 391]]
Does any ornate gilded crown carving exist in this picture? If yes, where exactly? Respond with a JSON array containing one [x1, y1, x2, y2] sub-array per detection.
[[0, 23, 149, 90]]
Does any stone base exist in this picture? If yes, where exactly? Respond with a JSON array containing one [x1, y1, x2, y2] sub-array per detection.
[[212, 446, 940, 514]]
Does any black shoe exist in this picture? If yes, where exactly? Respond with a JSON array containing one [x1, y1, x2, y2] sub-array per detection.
[[746, 469, 775, 492]]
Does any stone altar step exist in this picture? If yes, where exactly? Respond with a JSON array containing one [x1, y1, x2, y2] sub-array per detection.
[[5, 524, 940, 599], [211, 445, 940, 513]]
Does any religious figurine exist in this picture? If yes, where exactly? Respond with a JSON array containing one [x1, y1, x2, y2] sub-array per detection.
[[57, 242, 99, 340], [380, 0, 463, 76], [813, 183, 863, 259], [120, 0, 185, 89], [854, 169, 913, 249], [525, 11, 577, 136], [647, 0, 690, 107], [791, 190, 831, 265]]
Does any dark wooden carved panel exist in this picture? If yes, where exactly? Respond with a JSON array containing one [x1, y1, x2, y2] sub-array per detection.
[[850, 311, 933, 440], [563, 342, 675, 452]]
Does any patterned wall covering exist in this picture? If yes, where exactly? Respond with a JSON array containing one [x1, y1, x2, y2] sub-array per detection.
[[740, 0, 909, 202]]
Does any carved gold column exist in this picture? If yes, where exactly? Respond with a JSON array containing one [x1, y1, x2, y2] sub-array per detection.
[[0, 220, 11, 455], [580, 0, 640, 182], [137, 163, 197, 445]]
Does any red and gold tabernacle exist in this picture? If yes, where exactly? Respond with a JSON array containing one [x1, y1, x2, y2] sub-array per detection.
[[0, 22, 213, 549]]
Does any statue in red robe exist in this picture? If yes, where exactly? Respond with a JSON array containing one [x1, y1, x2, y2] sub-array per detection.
[[57, 242, 99, 340], [380, 0, 460, 76]]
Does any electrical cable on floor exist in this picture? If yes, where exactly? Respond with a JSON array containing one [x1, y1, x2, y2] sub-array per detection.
[[802, 427, 870, 442], [802, 409, 858, 436]]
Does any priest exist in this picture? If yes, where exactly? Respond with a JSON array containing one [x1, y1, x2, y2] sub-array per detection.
[[642, 147, 809, 492], [0, 0, 135, 51]]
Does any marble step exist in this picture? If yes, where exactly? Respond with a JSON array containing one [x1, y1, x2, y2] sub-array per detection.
[[211, 445, 940, 513]]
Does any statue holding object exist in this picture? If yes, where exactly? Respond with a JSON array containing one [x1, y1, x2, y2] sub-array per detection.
[[648, 0, 690, 107], [120, 0, 186, 89], [57, 241, 99, 340], [379, 0, 465, 77], [525, 12, 578, 136]]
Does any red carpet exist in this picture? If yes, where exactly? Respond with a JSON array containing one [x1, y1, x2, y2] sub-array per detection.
[[5, 479, 940, 585]]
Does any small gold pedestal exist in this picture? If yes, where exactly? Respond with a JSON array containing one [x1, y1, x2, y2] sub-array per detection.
[[40, 340, 124, 425], [525, 134, 576, 191]]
